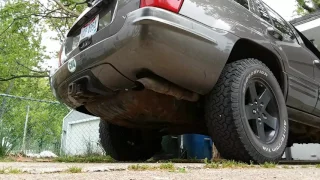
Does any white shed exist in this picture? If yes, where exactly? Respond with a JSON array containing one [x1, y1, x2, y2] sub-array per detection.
[[291, 10, 320, 49], [286, 11, 320, 161], [60, 110, 104, 156]]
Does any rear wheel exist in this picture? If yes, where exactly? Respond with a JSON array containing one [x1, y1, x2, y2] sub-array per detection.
[[205, 59, 288, 163], [99, 120, 162, 161]]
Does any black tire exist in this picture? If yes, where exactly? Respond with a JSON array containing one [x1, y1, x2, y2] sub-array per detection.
[[205, 59, 288, 163], [99, 120, 162, 161]]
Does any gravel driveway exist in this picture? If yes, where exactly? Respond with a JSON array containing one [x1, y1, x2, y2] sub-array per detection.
[[0, 162, 319, 180]]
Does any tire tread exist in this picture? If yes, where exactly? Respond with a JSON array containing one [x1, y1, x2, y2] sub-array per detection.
[[205, 59, 283, 163]]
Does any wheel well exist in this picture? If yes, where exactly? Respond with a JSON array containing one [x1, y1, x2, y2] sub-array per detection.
[[76, 105, 95, 116], [227, 39, 286, 94]]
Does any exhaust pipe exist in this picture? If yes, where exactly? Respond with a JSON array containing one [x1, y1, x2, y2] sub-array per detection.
[[136, 77, 199, 102]]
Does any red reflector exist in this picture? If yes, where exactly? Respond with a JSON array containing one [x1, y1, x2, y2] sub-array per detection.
[[140, 0, 184, 13]]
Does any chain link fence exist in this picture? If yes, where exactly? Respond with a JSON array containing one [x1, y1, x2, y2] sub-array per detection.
[[0, 93, 105, 157], [0, 93, 215, 160]]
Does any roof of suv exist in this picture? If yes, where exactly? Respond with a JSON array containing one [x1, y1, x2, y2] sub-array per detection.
[[290, 10, 320, 26]]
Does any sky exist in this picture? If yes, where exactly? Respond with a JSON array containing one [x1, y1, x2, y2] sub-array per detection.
[[263, 0, 298, 20], [44, 0, 300, 70]]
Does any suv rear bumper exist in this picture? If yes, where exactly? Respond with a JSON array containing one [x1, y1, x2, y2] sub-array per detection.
[[51, 7, 239, 108]]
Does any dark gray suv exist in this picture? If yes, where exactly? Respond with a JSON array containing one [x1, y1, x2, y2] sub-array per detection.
[[51, 0, 320, 163]]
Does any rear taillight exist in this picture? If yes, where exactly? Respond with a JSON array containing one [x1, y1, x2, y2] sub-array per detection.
[[140, 0, 184, 13]]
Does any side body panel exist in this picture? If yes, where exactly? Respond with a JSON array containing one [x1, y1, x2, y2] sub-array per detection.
[[259, 2, 318, 114], [179, 0, 283, 66], [179, 0, 318, 115]]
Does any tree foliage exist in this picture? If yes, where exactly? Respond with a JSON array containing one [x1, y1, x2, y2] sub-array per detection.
[[0, 0, 85, 154], [296, 0, 320, 15], [0, 0, 88, 95]]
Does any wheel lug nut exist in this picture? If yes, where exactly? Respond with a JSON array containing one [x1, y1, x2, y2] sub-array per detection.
[[258, 118, 262, 122], [254, 102, 258, 105], [253, 110, 257, 114]]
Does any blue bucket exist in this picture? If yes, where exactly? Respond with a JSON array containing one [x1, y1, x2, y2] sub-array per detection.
[[183, 134, 213, 159]]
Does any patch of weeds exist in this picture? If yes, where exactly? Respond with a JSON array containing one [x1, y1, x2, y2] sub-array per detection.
[[205, 160, 249, 169], [260, 162, 276, 168], [204, 158, 209, 164], [8, 168, 22, 174], [67, 166, 82, 173], [249, 161, 255, 168], [0, 157, 15, 162], [159, 163, 175, 171], [159, 159, 203, 163], [128, 164, 156, 171], [0, 167, 22, 174], [54, 155, 115, 163], [301, 165, 311, 169], [221, 160, 248, 168], [0, 168, 5, 174], [316, 164, 320, 168], [204, 162, 220, 169], [177, 168, 186, 173]]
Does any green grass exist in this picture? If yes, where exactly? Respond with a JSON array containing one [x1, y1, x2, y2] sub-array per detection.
[[205, 162, 220, 169], [177, 168, 186, 173], [0, 167, 22, 174], [249, 161, 255, 168], [54, 155, 115, 163], [316, 164, 320, 168], [204, 160, 250, 169], [0, 168, 5, 174], [128, 164, 156, 171], [0, 156, 15, 162], [128, 163, 176, 171], [260, 162, 277, 168], [8, 168, 22, 174], [67, 166, 82, 173], [159, 163, 175, 171], [157, 159, 203, 163], [221, 160, 248, 168]]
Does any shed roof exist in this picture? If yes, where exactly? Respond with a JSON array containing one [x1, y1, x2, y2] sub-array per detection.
[[290, 10, 320, 26]]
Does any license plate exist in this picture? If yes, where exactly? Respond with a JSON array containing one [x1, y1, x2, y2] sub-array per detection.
[[79, 15, 99, 43]]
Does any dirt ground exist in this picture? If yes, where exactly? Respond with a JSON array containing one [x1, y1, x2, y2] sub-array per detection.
[[0, 162, 320, 180]]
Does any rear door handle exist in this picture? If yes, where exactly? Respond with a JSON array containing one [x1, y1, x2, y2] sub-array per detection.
[[314, 60, 320, 68], [267, 27, 283, 41]]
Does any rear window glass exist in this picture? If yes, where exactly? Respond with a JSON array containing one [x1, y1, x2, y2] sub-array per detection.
[[234, 0, 249, 9], [253, 0, 271, 24], [264, 5, 297, 42]]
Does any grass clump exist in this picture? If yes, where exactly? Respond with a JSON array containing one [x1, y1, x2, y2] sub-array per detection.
[[0, 168, 5, 174], [54, 155, 115, 163], [0, 157, 15, 162], [159, 163, 175, 171], [205, 162, 220, 169], [260, 162, 277, 168], [177, 168, 186, 173], [221, 160, 248, 168], [0, 167, 22, 174], [8, 168, 22, 174], [204, 160, 249, 169], [157, 159, 203, 163], [301, 165, 311, 168], [67, 166, 82, 173], [128, 163, 176, 172], [128, 164, 156, 171], [316, 164, 320, 168]]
